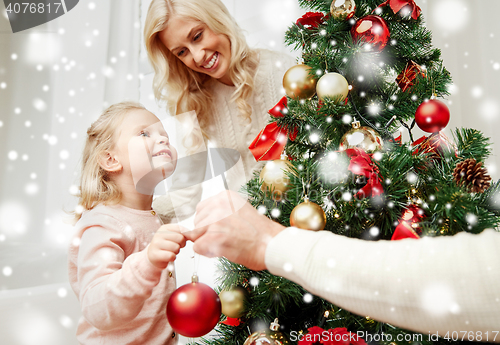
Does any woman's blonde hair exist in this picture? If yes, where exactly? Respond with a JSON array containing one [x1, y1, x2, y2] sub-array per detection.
[[144, 0, 259, 148], [75, 101, 146, 221]]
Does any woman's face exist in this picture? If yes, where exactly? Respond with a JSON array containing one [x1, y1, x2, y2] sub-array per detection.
[[159, 15, 233, 86]]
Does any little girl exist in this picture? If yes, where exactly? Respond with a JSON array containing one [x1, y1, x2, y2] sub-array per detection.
[[68, 101, 184, 344]]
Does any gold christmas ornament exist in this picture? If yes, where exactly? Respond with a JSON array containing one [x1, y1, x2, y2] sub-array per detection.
[[260, 154, 294, 201], [339, 118, 383, 153], [330, 0, 356, 20], [219, 287, 247, 318], [283, 64, 317, 100], [316, 72, 349, 102], [290, 196, 327, 231], [243, 318, 290, 345]]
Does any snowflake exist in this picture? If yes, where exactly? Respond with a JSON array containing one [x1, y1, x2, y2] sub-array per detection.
[[327, 258, 336, 268], [367, 102, 380, 115], [59, 150, 69, 160], [2, 266, 12, 276], [33, 98, 47, 112], [342, 192, 351, 201], [8, 151, 18, 160], [369, 226, 380, 237], [480, 99, 499, 120], [271, 208, 281, 218], [406, 172, 418, 184], [249, 277, 259, 287], [309, 133, 319, 144], [257, 205, 267, 215], [303, 293, 313, 303], [342, 114, 352, 124], [465, 213, 478, 226], [421, 283, 457, 316], [432, 0, 469, 33], [60, 315, 74, 329], [57, 287, 68, 298], [75, 205, 84, 214], [25, 183, 39, 195]]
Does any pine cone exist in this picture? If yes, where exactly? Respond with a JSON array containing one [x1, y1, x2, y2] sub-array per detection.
[[453, 158, 492, 193]]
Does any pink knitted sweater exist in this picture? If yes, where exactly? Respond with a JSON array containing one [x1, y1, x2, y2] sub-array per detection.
[[68, 204, 177, 345]]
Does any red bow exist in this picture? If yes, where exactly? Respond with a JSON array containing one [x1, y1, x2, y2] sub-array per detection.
[[377, 0, 421, 20], [296, 12, 328, 28], [249, 97, 298, 161], [346, 148, 384, 198]]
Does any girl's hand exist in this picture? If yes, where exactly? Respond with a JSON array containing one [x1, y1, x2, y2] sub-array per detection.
[[185, 191, 284, 271], [147, 224, 188, 269]]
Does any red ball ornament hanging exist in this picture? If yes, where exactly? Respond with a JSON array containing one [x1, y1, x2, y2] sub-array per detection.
[[166, 274, 221, 338], [351, 15, 390, 51], [414, 99, 450, 133]]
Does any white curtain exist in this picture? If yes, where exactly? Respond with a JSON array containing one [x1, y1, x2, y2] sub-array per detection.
[[0, 1, 141, 344], [0, 0, 499, 344]]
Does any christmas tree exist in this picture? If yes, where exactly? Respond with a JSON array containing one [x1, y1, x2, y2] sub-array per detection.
[[199, 0, 500, 344]]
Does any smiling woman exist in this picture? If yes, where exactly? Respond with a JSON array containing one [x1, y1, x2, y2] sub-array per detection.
[[144, 0, 296, 223], [158, 17, 233, 85]]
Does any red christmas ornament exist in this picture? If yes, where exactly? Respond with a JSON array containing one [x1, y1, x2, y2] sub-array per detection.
[[351, 15, 390, 51], [166, 275, 221, 338], [391, 222, 419, 240], [221, 317, 242, 327], [392, 205, 424, 240], [414, 99, 450, 133], [346, 148, 384, 199]]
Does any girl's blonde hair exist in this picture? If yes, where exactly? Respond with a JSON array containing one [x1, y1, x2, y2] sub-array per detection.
[[75, 101, 146, 221], [144, 0, 258, 148]]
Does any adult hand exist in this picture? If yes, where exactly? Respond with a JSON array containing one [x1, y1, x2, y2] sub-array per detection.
[[147, 224, 188, 269], [184, 190, 285, 271]]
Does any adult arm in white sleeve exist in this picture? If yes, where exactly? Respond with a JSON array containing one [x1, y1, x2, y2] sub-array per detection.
[[77, 225, 163, 331], [265, 227, 500, 338]]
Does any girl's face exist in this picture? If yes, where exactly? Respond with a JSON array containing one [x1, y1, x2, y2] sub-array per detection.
[[159, 15, 233, 86], [112, 109, 177, 187]]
